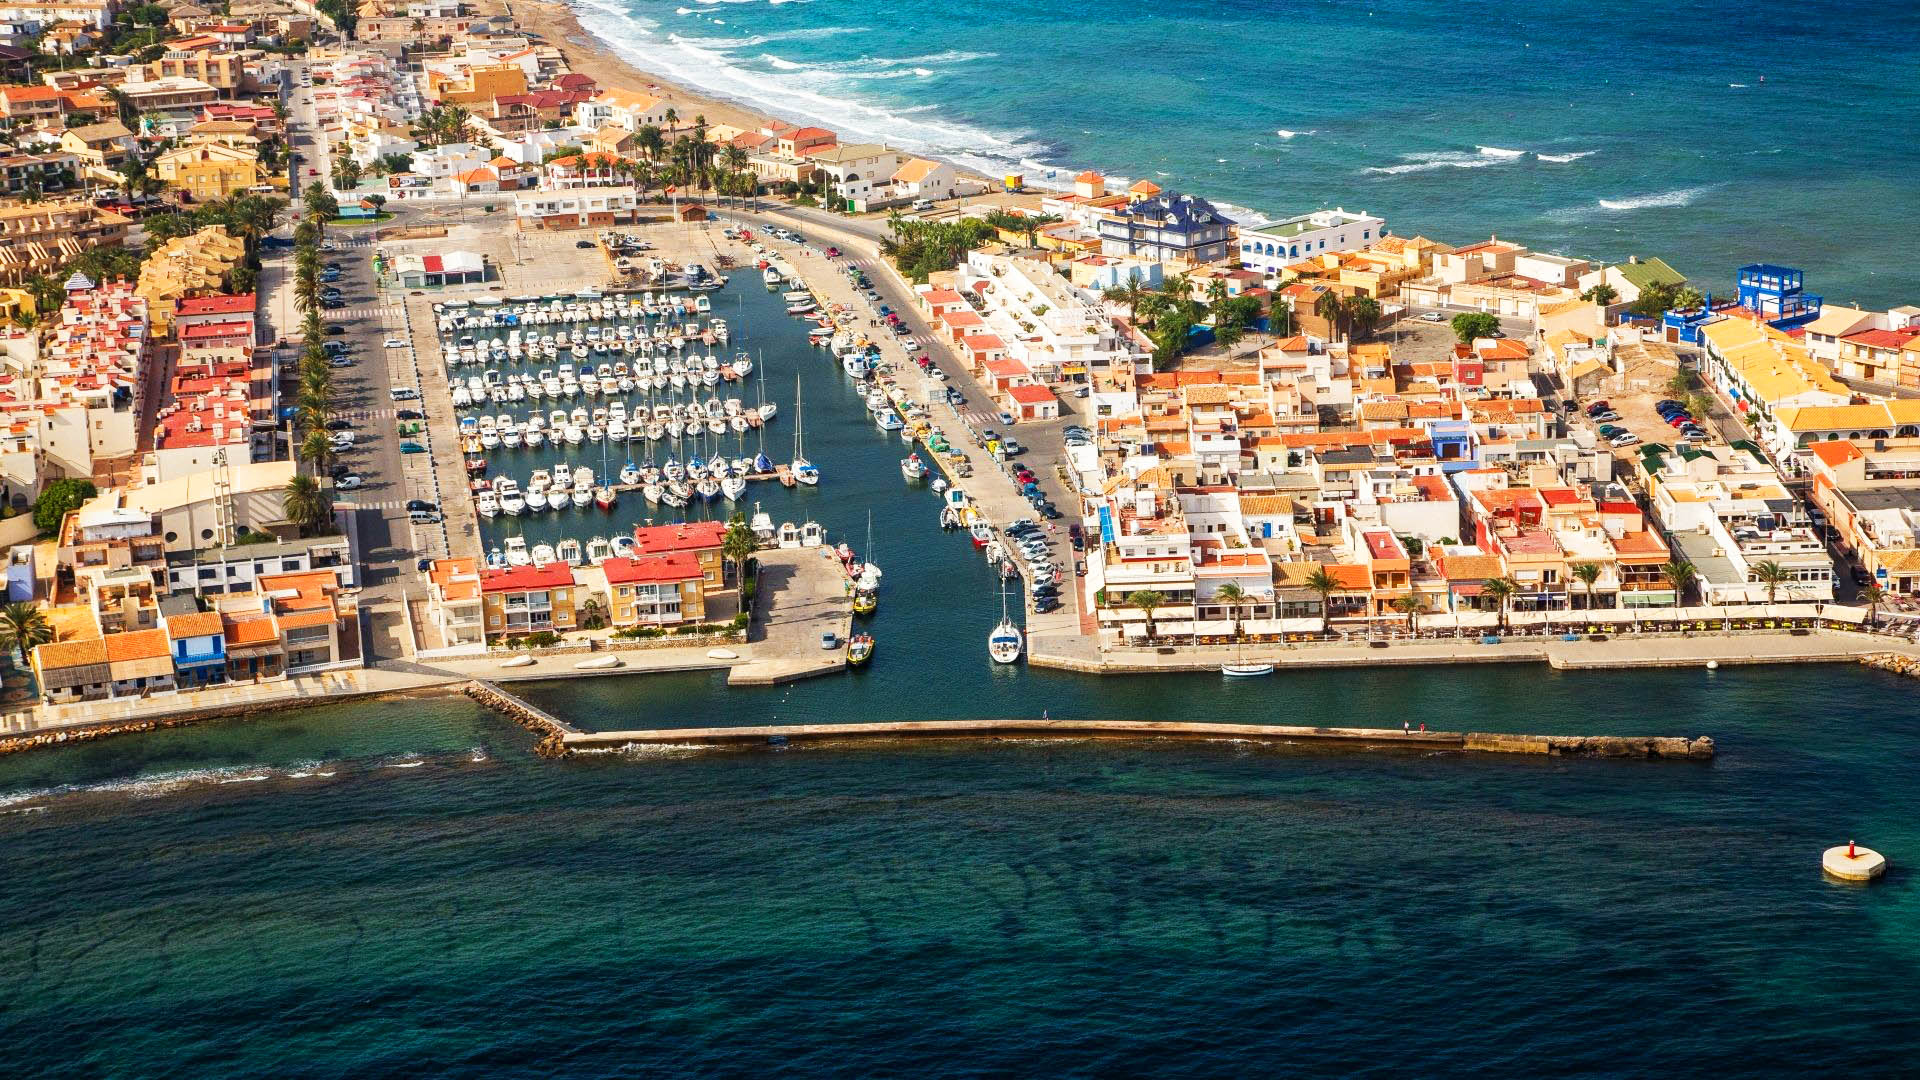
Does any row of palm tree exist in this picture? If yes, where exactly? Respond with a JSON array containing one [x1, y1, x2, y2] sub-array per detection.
[[283, 191, 337, 537], [1115, 557, 1809, 643]]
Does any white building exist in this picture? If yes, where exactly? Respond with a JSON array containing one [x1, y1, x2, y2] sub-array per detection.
[[805, 143, 905, 205], [0, 0, 112, 30], [961, 250, 1116, 382], [511, 186, 640, 229], [888, 157, 958, 202], [1237, 208, 1385, 275]]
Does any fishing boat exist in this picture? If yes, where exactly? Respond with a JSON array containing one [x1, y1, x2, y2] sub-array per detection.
[[988, 584, 1023, 664], [594, 486, 617, 510], [901, 453, 927, 481], [851, 511, 880, 615], [750, 503, 776, 541], [799, 519, 824, 547], [846, 633, 874, 666]]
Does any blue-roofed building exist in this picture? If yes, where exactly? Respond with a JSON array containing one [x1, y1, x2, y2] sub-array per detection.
[[1662, 263, 1824, 344], [1425, 419, 1478, 474], [1096, 191, 1234, 265], [1735, 263, 1822, 328]]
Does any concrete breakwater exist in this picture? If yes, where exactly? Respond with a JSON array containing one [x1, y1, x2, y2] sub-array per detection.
[[561, 719, 1714, 760], [462, 680, 578, 758]]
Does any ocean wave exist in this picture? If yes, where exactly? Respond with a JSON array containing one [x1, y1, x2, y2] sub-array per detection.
[[575, 7, 1054, 180], [1595, 186, 1714, 211], [1274, 129, 1317, 139], [1476, 145, 1526, 158], [761, 53, 804, 70], [1363, 150, 1518, 176], [1536, 150, 1597, 163]]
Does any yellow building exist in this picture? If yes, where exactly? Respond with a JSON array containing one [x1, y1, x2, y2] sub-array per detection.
[[153, 142, 263, 201], [0, 287, 36, 325], [430, 63, 527, 108], [137, 225, 245, 335]]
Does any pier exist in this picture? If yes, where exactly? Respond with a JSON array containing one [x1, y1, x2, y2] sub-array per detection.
[[725, 545, 854, 685], [563, 718, 1714, 759]]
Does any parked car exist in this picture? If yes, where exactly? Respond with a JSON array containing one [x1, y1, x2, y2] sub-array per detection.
[[384, 337, 408, 348], [323, 324, 346, 335], [334, 474, 362, 490], [1609, 432, 1641, 447], [575, 240, 595, 249], [404, 499, 437, 513], [997, 411, 1016, 426], [328, 356, 353, 368], [327, 432, 355, 449], [324, 419, 353, 431], [395, 409, 424, 420], [399, 441, 426, 453]]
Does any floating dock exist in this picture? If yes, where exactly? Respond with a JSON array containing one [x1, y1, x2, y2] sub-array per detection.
[[563, 718, 1714, 759]]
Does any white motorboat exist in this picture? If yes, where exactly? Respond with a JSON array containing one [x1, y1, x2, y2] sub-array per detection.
[[901, 454, 927, 481], [504, 536, 530, 566]]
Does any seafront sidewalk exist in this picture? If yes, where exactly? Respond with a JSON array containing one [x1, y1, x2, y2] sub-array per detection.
[[1029, 627, 1920, 673], [0, 667, 457, 737]]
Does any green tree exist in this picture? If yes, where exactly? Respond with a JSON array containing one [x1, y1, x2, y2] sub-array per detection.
[[1661, 559, 1699, 607], [331, 155, 361, 189], [1751, 560, 1792, 604], [722, 516, 756, 586], [283, 474, 332, 535], [1213, 582, 1247, 641], [302, 180, 337, 222], [32, 477, 95, 533], [1314, 290, 1348, 339], [0, 601, 53, 670], [1481, 576, 1517, 632], [1580, 282, 1618, 306], [1126, 589, 1166, 642], [1629, 280, 1684, 318], [1346, 295, 1383, 339], [1570, 561, 1603, 611], [1392, 592, 1429, 635], [1450, 311, 1501, 343], [1860, 581, 1886, 627], [1304, 566, 1339, 635]]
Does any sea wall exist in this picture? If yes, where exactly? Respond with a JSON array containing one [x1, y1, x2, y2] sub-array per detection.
[[462, 680, 575, 757], [560, 719, 1714, 760]]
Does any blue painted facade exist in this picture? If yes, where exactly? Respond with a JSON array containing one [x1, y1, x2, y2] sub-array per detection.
[[1662, 263, 1823, 344], [170, 630, 227, 686], [1426, 420, 1477, 474]]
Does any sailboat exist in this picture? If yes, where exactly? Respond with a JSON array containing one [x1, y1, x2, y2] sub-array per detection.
[[988, 582, 1023, 664], [852, 510, 879, 616], [791, 371, 818, 485], [1221, 626, 1274, 677]]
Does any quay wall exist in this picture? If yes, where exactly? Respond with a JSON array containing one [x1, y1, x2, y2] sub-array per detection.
[[561, 718, 1713, 760], [462, 680, 578, 756]]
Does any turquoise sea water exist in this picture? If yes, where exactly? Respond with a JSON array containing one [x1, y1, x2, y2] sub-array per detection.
[[7, 5, 1920, 1067], [3, 666, 1919, 1074], [569, 0, 1920, 306]]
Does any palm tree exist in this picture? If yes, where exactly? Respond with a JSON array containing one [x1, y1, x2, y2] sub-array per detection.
[[1859, 582, 1887, 627], [1126, 589, 1166, 642], [722, 517, 757, 587], [1391, 593, 1429, 635], [283, 474, 332, 534], [1569, 561, 1602, 611], [663, 107, 678, 129], [1346, 295, 1383, 339], [1303, 566, 1339, 636], [1751, 560, 1792, 604], [1580, 283, 1618, 306], [0, 601, 53, 670], [1101, 277, 1150, 319], [1661, 560, 1699, 608], [299, 427, 335, 471], [1314, 291, 1348, 339], [1213, 582, 1247, 641], [636, 124, 664, 161], [1482, 576, 1517, 632]]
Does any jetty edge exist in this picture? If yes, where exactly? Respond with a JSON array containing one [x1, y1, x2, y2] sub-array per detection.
[[561, 718, 1713, 759]]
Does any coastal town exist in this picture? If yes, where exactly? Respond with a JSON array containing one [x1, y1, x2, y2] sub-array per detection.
[[0, 0, 1919, 742]]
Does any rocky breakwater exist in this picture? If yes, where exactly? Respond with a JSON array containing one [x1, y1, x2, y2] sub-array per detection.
[[463, 681, 576, 758], [1463, 732, 1715, 759], [1860, 652, 1920, 678]]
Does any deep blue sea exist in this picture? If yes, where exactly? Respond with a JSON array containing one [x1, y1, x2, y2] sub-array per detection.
[[4, 6, 1920, 1070], [569, 0, 1920, 306]]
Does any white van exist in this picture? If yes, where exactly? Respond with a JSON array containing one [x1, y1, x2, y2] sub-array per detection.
[[408, 509, 442, 525], [389, 387, 420, 401]]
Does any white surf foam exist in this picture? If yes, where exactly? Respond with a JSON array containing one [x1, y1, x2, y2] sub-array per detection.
[[573, 5, 1057, 182], [1595, 186, 1713, 211], [1274, 129, 1317, 139], [1476, 145, 1526, 158], [1364, 150, 1516, 176], [1536, 150, 1596, 163]]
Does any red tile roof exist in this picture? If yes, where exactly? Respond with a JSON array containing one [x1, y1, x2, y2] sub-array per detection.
[[480, 563, 574, 592], [601, 552, 701, 584], [631, 520, 725, 555], [176, 294, 255, 316], [1009, 384, 1055, 404], [1843, 328, 1920, 350]]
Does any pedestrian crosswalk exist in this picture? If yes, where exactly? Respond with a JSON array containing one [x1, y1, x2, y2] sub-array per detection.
[[327, 305, 393, 319]]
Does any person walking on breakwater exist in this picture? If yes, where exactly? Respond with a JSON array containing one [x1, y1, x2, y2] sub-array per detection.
[[1404, 720, 1411, 734]]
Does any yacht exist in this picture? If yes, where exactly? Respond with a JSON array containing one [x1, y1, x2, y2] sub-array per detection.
[[989, 585, 1024, 664]]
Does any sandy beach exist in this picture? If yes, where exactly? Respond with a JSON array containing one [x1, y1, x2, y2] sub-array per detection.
[[510, 0, 781, 137]]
